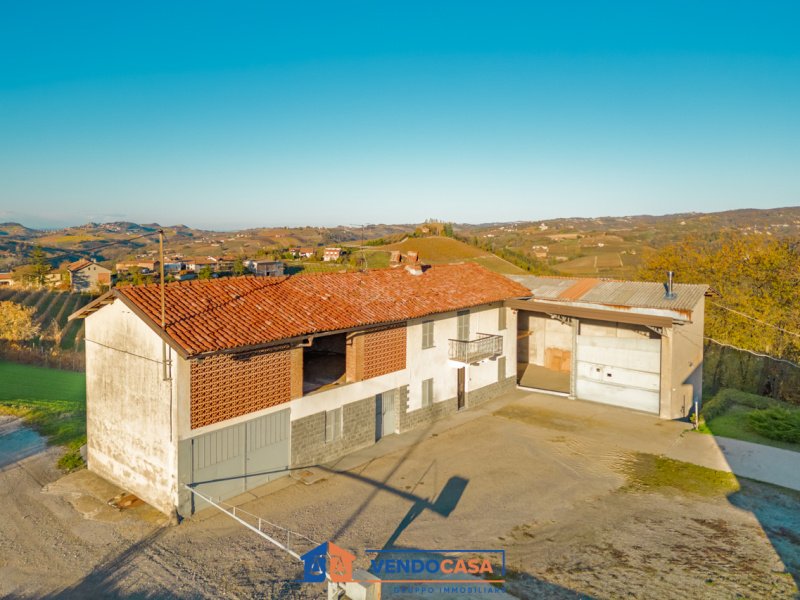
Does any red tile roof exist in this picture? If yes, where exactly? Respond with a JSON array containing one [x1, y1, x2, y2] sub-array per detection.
[[67, 259, 93, 271], [114, 263, 530, 357]]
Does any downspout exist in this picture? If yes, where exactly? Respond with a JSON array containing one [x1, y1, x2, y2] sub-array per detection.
[[569, 317, 578, 400]]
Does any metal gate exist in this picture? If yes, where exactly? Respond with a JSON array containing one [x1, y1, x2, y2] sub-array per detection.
[[575, 335, 660, 413], [190, 409, 290, 506], [375, 391, 396, 440]]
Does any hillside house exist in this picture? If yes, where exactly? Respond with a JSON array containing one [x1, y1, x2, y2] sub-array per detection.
[[70, 263, 529, 516], [244, 259, 285, 277], [0, 273, 13, 287], [185, 256, 234, 273], [184, 257, 215, 272], [508, 275, 708, 419], [115, 260, 160, 274], [67, 259, 111, 293], [323, 247, 342, 262]]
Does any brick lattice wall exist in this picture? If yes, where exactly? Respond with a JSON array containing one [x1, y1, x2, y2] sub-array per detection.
[[362, 325, 407, 380], [190, 347, 292, 429]]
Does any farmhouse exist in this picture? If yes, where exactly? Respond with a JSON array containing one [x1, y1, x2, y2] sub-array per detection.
[[508, 275, 708, 419], [244, 259, 285, 277], [323, 247, 342, 262], [115, 260, 160, 274], [67, 259, 112, 293], [70, 263, 529, 516]]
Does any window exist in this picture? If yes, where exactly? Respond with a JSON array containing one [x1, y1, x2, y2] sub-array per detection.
[[422, 378, 434, 408], [456, 310, 470, 341], [421, 321, 434, 349], [498, 307, 507, 330], [497, 356, 506, 382], [325, 407, 342, 443]]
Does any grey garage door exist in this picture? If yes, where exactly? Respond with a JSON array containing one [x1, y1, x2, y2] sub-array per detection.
[[190, 409, 290, 507], [576, 335, 661, 413]]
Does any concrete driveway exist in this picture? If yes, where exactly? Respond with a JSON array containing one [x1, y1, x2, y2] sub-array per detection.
[[186, 388, 800, 599], [4, 388, 800, 599]]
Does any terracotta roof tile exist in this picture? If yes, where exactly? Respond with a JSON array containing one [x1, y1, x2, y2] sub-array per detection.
[[67, 259, 93, 271], [116, 263, 530, 356]]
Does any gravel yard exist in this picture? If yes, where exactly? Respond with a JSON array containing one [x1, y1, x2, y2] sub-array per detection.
[[1, 392, 798, 599]]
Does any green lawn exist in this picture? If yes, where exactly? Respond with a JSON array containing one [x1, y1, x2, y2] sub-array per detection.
[[0, 361, 87, 469], [704, 405, 800, 453]]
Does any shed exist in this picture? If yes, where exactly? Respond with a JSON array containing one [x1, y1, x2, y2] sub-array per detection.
[[506, 275, 708, 419]]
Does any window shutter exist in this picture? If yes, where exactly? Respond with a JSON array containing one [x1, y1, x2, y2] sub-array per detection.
[[325, 410, 334, 443]]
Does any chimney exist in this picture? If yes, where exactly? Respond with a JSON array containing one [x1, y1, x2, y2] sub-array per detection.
[[405, 264, 424, 276], [390, 251, 401, 265], [406, 251, 419, 264], [665, 271, 676, 299]]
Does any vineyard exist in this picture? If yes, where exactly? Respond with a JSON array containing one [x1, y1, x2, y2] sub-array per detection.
[[0, 288, 94, 356]]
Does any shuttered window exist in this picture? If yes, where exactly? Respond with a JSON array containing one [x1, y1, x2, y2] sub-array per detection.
[[498, 307, 507, 330], [422, 321, 434, 349], [325, 407, 343, 443], [422, 378, 434, 408], [456, 310, 470, 341]]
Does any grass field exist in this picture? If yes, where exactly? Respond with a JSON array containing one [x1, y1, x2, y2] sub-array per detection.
[[703, 405, 800, 453], [700, 388, 800, 453], [0, 361, 87, 469], [378, 236, 528, 275]]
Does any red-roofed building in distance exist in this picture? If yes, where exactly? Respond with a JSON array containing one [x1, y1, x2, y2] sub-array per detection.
[[322, 247, 342, 262], [70, 263, 530, 517], [67, 259, 112, 293]]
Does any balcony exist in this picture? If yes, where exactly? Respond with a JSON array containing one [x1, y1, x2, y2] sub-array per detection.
[[448, 333, 503, 364]]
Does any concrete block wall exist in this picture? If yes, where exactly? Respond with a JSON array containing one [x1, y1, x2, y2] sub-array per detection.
[[291, 396, 376, 466], [398, 391, 457, 432], [467, 375, 517, 408]]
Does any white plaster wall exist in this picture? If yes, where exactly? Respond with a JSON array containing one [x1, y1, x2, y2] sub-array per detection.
[[84, 299, 179, 514], [541, 300, 693, 323], [580, 320, 646, 339], [289, 368, 408, 421], [520, 312, 571, 365], [406, 304, 516, 409], [670, 296, 705, 417]]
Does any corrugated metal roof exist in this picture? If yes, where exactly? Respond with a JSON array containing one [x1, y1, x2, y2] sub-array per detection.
[[508, 275, 708, 312]]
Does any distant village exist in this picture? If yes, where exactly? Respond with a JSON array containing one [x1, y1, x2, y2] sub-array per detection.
[[0, 246, 347, 294]]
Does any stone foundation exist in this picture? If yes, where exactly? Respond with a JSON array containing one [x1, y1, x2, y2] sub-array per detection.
[[290, 376, 516, 467], [467, 375, 517, 408]]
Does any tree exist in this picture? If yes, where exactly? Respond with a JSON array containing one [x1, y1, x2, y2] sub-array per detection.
[[30, 246, 51, 286], [638, 232, 800, 361], [198, 265, 213, 280], [0, 301, 40, 343], [233, 257, 246, 276]]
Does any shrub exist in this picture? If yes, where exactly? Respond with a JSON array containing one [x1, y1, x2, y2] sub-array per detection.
[[747, 408, 800, 443], [701, 388, 780, 422]]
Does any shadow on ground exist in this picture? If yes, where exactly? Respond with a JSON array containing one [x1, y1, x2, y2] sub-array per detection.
[[727, 478, 800, 596]]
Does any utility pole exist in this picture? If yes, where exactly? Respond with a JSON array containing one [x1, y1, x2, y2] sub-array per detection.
[[159, 229, 171, 381]]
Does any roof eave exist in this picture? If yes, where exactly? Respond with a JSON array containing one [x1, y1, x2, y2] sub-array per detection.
[[113, 291, 190, 360]]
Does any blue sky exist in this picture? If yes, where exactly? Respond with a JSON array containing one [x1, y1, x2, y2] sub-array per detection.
[[1, 2, 798, 230]]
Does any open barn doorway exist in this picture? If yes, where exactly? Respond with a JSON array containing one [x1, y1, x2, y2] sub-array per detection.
[[303, 333, 347, 394], [516, 311, 572, 394]]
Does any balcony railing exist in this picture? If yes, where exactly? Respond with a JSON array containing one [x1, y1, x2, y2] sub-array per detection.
[[448, 333, 503, 364]]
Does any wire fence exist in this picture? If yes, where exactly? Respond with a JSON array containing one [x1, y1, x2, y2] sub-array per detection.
[[185, 486, 320, 561], [703, 338, 800, 404]]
